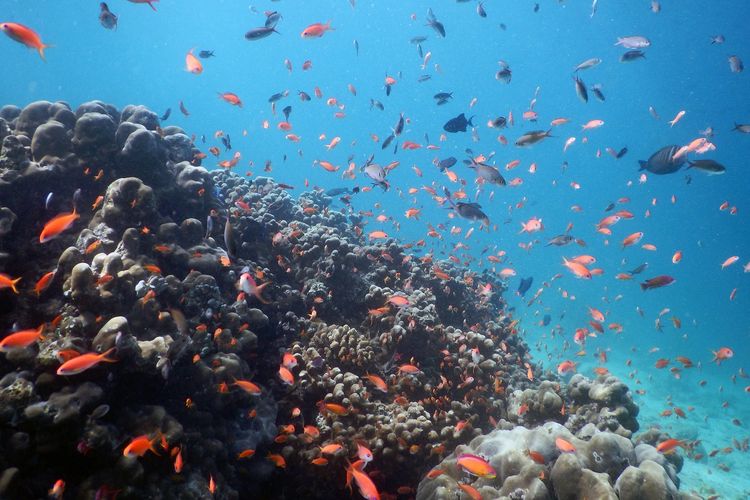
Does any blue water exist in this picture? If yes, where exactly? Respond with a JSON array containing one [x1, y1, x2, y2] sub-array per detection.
[[3, 0, 749, 497]]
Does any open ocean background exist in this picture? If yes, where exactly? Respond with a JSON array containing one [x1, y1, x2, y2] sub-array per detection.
[[2, 0, 749, 497]]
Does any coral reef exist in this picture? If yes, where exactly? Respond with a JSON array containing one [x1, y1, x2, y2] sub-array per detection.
[[0, 101, 695, 499]]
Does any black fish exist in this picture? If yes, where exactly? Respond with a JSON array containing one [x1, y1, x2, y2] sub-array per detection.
[[394, 113, 405, 136], [591, 85, 605, 102], [198, 50, 215, 59], [546, 235, 575, 246], [245, 26, 278, 41], [687, 159, 726, 175], [370, 99, 384, 111], [542, 314, 551, 326], [495, 67, 512, 83], [574, 75, 588, 103], [426, 8, 446, 37], [179, 101, 190, 116], [282, 105, 292, 121], [604, 202, 615, 212], [517, 277, 533, 296], [265, 11, 282, 28], [444, 189, 489, 225], [620, 50, 646, 62], [99, 2, 118, 30], [354, 39, 359, 56], [221, 135, 231, 151], [417, 75, 432, 82], [436, 157, 457, 171], [411, 36, 427, 44], [616, 147, 628, 159], [443, 113, 474, 133], [224, 218, 237, 258], [381, 134, 395, 150], [490, 116, 507, 128], [298, 91, 311, 101], [629, 262, 648, 275], [160, 108, 171, 121], [640, 275, 675, 291], [477, 2, 487, 17], [268, 91, 288, 103], [434, 92, 453, 100], [638, 145, 686, 174]]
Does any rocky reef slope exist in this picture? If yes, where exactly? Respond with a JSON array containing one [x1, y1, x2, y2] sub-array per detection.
[[0, 101, 694, 499]]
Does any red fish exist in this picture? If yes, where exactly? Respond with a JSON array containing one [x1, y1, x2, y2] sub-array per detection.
[[0, 22, 51, 60], [0, 273, 22, 294], [40, 209, 80, 243], [0, 325, 45, 352], [56, 348, 116, 375]]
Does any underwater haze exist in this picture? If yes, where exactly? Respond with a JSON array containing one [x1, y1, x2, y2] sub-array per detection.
[[1, 0, 749, 499]]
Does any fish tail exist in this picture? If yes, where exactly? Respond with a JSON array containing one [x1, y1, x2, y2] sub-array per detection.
[[99, 347, 118, 363], [148, 1, 158, 11], [325, 20, 334, 31], [639, 282, 648, 291], [10, 277, 21, 294], [638, 161, 647, 171]]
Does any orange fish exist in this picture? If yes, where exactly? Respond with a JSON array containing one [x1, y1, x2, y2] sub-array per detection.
[[233, 379, 262, 395], [267, 453, 286, 468], [56, 348, 116, 375], [0, 324, 45, 352], [346, 461, 380, 500], [656, 438, 684, 453], [218, 92, 243, 107], [278, 365, 295, 385], [48, 479, 65, 499], [456, 453, 496, 478], [40, 209, 80, 243], [0, 22, 51, 60], [621, 231, 644, 248], [368, 231, 388, 240], [301, 21, 333, 38], [185, 49, 203, 74], [123, 434, 161, 457], [237, 449, 256, 459], [365, 374, 388, 393], [711, 347, 733, 365], [0, 273, 22, 294], [174, 447, 184, 473], [555, 437, 576, 453]]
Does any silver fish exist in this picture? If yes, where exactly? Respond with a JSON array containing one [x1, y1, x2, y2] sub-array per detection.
[[732, 123, 750, 133], [515, 129, 552, 147], [574, 57, 601, 72], [615, 36, 651, 49]]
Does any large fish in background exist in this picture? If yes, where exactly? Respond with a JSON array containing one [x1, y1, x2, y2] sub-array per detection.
[[638, 145, 686, 174]]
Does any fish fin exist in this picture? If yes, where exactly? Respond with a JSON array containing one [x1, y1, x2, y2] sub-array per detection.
[[468, 116, 475, 127], [10, 277, 21, 294], [99, 347, 118, 363], [638, 161, 647, 171]]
